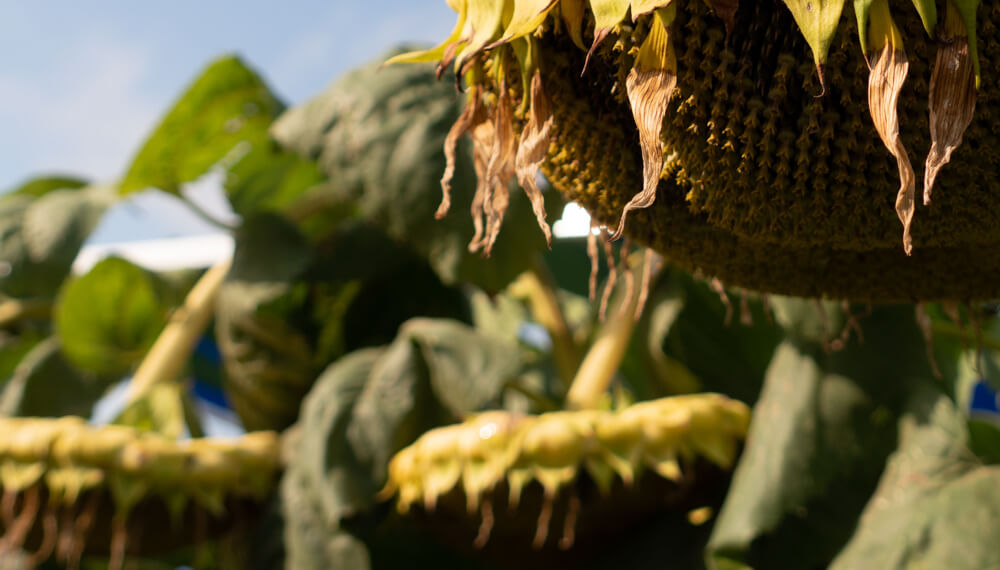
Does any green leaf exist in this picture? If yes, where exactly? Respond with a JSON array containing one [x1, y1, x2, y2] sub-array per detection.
[[402, 318, 521, 417], [0, 337, 112, 417], [56, 257, 172, 376], [271, 50, 561, 292], [119, 55, 284, 195], [708, 304, 933, 569], [223, 142, 326, 217], [831, 388, 1000, 570], [0, 186, 110, 299], [5, 175, 88, 198], [782, 0, 847, 70], [113, 381, 187, 439]]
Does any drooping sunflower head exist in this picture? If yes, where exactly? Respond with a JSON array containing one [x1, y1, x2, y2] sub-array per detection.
[[391, 0, 1000, 302]]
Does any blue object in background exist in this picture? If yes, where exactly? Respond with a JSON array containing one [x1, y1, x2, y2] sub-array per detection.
[[970, 380, 1000, 415]]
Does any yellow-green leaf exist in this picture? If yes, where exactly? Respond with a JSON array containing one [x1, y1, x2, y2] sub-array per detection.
[[458, 0, 513, 70], [384, 0, 469, 65], [591, 0, 632, 30], [495, 0, 558, 45], [782, 0, 847, 77]]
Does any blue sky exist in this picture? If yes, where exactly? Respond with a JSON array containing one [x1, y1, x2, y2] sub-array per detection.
[[0, 1, 456, 241]]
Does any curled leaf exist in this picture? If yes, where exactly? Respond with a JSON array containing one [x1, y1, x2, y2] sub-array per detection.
[[865, 3, 915, 254], [438, 87, 487, 219], [515, 70, 555, 246], [924, 2, 977, 205], [384, 0, 469, 66], [585, 0, 632, 73], [615, 7, 678, 240]]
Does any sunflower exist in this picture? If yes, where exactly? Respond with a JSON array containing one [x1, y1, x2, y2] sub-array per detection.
[[389, 0, 998, 301]]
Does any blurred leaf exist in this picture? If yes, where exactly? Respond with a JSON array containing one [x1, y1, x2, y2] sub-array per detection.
[[0, 186, 110, 299], [120, 55, 284, 195], [967, 418, 1000, 464], [5, 175, 88, 198], [113, 381, 187, 439], [0, 331, 45, 386], [56, 257, 171, 376], [660, 271, 781, 405], [0, 337, 111, 417], [404, 318, 520, 421], [223, 142, 326, 217], [831, 388, 1000, 570], [271, 49, 560, 291], [708, 304, 936, 569]]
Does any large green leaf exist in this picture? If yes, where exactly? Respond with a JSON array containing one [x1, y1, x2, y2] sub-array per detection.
[[0, 186, 110, 299], [831, 388, 1000, 570], [119, 55, 284, 195], [55, 256, 172, 376], [708, 303, 936, 569], [0, 337, 111, 417], [271, 49, 561, 292], [223, 142, 326, 217]]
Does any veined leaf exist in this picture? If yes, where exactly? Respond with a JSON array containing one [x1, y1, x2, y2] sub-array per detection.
[[119, 55, 284, 195]]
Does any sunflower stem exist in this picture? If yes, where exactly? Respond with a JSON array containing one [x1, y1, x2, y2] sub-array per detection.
[[125, 260, 231, 405]]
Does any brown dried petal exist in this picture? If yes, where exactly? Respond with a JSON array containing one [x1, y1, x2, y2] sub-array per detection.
[[439, 87, 487, 219], [924, 33, 977, 205], [515, 70, 555, 246], [482, 79, 518, 255], [468, 118, 497, 252], [615, 56, 677, 237], [587, 222, 600, 301], [868, 44, 916, 255]]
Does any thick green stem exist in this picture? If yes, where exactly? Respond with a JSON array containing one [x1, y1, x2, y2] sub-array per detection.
[[511, 258, 582, 392], [126, 261, 231, 404]]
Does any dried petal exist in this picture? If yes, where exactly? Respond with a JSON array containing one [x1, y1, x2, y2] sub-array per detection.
[[515, 70, 555, 246], [865, 0, 915, 254], [587, 222, 600, 301], [924, 2, 977, 205], [614, 7, 677, 239], [468, 118, 497, 251], [439, 87, 487, 219], [482, 75, 518, 255]]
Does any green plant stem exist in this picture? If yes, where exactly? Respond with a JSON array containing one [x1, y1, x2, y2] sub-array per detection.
[[126, 261, 231, 405], [0, 299, 51, 328], [511, 258, 582, 393], [177, 194, 237, 231]]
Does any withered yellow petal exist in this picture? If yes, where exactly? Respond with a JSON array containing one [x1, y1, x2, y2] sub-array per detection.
[[865, 2, 915, 254], [438, 88, 487, 219], [457, 0, 514, 72], [384, 0, 468, 65], [924, 1, 977, 204], [615, 7, 677, 240], [909, 0, 937, 36]]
